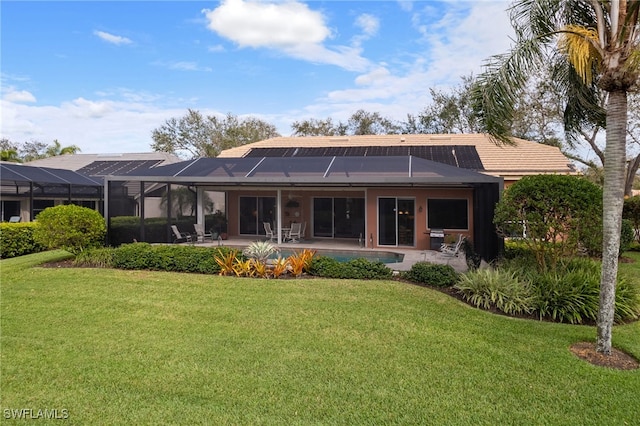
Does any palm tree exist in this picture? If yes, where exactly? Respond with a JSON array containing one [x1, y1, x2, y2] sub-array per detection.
[[46, 139, 81, 157], [473, 0, 639, 355]]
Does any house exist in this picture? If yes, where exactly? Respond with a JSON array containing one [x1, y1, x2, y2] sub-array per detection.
[[101, 134, 574, 261], [1, 153, 182, 222]]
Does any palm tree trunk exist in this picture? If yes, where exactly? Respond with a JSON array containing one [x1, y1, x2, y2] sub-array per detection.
[[597, 90, 627, 355]]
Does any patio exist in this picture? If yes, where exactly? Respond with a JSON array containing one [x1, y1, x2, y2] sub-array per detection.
[[186, 235, 469, 273]]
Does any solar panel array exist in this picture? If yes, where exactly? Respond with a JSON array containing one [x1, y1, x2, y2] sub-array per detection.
[[77, 160, 164, 177], [244, 145, 484, 170]]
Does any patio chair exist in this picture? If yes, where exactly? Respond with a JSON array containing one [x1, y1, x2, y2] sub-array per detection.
[[440, 234, 465, 257], [263, 222, 276, 242], [285, 222, 302, 243], [193, 223, 212, 243], [171, 225, 192, 244], [8, 216, 21, 223]]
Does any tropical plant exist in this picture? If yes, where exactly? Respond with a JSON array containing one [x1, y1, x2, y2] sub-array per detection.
[[270, 257, 289, 278], [243, 241, 279, 263], [214, 248, 239, 276], [471, 0, 640, 355], [287, 249, 316, 277], [454, 268, 535, 316]]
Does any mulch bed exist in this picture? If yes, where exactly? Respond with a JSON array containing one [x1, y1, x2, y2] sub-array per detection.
[[570, 342, 639, 370]]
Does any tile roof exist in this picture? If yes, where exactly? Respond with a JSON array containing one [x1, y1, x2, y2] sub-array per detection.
[[218, 134, 576, 180]]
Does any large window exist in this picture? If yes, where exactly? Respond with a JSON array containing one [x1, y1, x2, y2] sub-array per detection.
[[427, 198, 468, 230]]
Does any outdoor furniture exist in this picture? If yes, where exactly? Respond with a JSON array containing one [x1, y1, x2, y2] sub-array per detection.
[[284, 222, 302, 243], [193, 223, 212, 243], [8, 216, 21, 223], [440, 234, 465, 257], [171, 225, 192, 244], [263, 222, 276, 242]]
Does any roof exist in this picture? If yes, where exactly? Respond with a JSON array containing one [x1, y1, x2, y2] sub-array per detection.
[[110, 155, 502, 187], [0, 162, 103, 186], [25, 152, 182, 174], [218, 134, 575, 179]]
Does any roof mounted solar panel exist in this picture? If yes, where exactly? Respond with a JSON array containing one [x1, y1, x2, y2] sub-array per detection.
[[245, 145, 484, 170]]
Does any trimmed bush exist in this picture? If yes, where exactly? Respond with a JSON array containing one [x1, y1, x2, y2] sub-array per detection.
[[494, 174, 603, 268], [33, 205, 106, 254], [309, 256, 393, 280], [454, 268, 534, 315], [111, 242, 241, 274], [401, 262, 459, 287], [0, 222, 45, 258]]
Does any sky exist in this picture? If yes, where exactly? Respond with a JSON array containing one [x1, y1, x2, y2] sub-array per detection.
[[1, 0, 515, 155]]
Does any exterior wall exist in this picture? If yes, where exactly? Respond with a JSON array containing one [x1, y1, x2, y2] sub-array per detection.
[[226, 187, 474, 250], [366, 187, 473, 250]]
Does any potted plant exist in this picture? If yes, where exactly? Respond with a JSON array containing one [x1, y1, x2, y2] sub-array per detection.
[[211, 210, 228, 239]]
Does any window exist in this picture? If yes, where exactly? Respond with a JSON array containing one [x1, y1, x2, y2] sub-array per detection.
[[427, 198, 468, 230]]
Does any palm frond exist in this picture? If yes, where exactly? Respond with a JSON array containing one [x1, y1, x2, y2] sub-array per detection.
[[472, 38, 548, 143], [558, 25, 602, 85]]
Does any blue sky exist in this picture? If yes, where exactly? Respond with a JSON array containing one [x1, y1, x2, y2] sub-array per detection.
[[1, 0, 514, 154]]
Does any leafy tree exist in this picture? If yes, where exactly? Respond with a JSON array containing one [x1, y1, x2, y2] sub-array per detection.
[[494, 175, 603, 269], [19, 140, 49, 162], [290, 109, 400, 136], [290, 118, 346, 136], [472, 0, 640, 355], [151, 109, 280, 159], [33, 205, 106, 255], [0, 138, 21, 162], [404, 75, 482, 134]]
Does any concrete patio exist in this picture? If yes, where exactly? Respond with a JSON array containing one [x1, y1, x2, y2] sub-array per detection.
[[190, 236, 469, 273]]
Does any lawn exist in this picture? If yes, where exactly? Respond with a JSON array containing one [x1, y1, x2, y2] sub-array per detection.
[[1, 251, 639, 425]]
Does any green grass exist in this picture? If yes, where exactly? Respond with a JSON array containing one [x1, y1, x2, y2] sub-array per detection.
[[1, 251, 639, 425]]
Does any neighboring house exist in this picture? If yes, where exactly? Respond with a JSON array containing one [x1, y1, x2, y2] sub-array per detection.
[[103, 134, 573, 261], [1, 153, 182, 222]]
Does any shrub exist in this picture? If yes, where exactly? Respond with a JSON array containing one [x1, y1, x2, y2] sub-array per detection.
[[33, 205, 106, 254], [620, 219, 634, 253], [454, 268, 534, 315], [623, 195, 640, 242], [309, 256, 392, 280], [494, 175, 603, 268], [401, 262, 459, 287], [112, 242, 233, 274], [0, 222, 45, 258], [73, 247, 115, 268]]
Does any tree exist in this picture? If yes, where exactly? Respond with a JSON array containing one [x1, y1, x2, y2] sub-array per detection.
[[404, 75, 483, 134], [472, 0, 640, 355], [3, 139, 82, 162], [45, 139, 81, 157], [291, 110, 400, 136], [151, 109, 280, 159]]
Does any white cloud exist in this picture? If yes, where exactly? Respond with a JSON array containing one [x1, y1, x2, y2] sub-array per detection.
[[208, 44, 226, 53], [93, 30, 132, 45], [355, 14, 379, 37], [300, 2, 514, 121], [3, 89, 37, 103], [202, 0, 371, 72]]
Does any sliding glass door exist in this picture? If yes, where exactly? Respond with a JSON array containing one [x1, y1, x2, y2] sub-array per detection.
[[239, 196, 276, 236], [313, 197, 364, 238], [378, 197, 415, 246]]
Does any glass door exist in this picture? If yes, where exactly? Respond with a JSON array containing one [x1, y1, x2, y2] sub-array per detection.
[[378, 197, 415, 246], [239, 196, 276, 236]]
